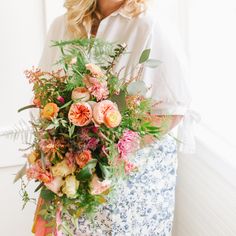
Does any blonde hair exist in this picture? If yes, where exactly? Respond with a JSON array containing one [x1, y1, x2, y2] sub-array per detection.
[[64, 0, 146, 39]]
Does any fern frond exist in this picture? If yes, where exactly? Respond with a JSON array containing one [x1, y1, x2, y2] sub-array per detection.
[[0, 119, 33, 144]]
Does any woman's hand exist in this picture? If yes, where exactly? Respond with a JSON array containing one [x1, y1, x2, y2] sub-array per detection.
[[142, 115, 183, 146]]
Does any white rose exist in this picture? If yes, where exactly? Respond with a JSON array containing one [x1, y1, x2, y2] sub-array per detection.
[[51, 160, 75, 177], [62, 175, 79, 199]]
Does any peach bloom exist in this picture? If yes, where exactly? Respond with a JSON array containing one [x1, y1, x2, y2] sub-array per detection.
[[75, 150, 92, 168], [93, 100, 118, 125], [51, 160, 76, 177], [45, 176, 64, 195], [33, 97, 41, 108], [68, 102, 92, 126], [86, 63, 104, 78], [41, 103, 59, 120], [104, 109, 122, 128], [90, 175, 111, 195], [70, 57, 77, 65], [71, 87, 90, 102], [27, 151, 39, 164], [62, 175, 79, 199]]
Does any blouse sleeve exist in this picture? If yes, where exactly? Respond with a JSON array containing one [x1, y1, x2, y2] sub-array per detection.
[[142, 19, 191, 115], [38, 15, 66, 71]]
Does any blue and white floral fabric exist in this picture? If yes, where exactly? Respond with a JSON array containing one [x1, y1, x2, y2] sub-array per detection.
[[65, 135, 177, 236]]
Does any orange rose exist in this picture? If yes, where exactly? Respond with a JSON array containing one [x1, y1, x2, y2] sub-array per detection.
[[71, 87, 90, 102], [75, 150, 92, 168], [41, 103, 59, 120], [68, 102, 92, 126], [104, 109, 122, 128], [33, 97, 41, 108]]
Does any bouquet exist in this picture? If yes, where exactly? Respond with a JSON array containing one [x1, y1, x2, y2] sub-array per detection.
[[16, 38, 161, 235]]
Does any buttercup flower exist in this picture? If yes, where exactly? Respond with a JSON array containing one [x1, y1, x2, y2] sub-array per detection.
[[93, 100, 120, 127], [71, 87, 90, 102], [62, 175, 79, 199], [51, 160, 76, 177], [75, 150, 92, 168], [41, 103, 59, 120], [90, 175, 111, 195], [45, 176, 64, 195], [86, 63, 104, 78], [104, 109, 122, 128], [68, 102, 92, 126]]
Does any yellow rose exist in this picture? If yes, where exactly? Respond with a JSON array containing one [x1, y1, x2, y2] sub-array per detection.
[[51, 160, 75, 177], [62, 175, 79, 199]]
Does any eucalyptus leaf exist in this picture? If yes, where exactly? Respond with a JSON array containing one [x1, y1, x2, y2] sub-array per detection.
[[127, 81, 148, 96], [139, 49, 151, 64]]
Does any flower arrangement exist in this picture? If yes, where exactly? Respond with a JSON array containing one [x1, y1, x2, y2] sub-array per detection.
[[16, 38, 161, 234]]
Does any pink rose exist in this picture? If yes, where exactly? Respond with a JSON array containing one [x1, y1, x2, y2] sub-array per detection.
[[45, 176, 64, 195], [86, 63, 104, 78], [71, 87, 90, 102], [68, 102, 92, 126], [90, 175, 111, 195]]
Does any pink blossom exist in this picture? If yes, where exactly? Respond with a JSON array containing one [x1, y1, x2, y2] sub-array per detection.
[[117, 129, 140, 159], [57, 96, 65, 104], [86, 137, 99, 151], [124, 160, 137, 174], [83, 76, 109, 101]]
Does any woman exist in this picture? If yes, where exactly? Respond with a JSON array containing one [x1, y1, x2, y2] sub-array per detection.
[[35, 0, 190, 235]]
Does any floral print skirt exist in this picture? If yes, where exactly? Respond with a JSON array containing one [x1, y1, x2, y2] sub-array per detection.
[[66, 135, 177, 236]]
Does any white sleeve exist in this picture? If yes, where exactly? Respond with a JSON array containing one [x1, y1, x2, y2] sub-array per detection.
[[142, 19, 191, 115], [38, 15, 66, 71]]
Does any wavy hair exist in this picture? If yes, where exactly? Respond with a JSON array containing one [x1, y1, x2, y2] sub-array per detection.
[[64, 0, 146, 39]]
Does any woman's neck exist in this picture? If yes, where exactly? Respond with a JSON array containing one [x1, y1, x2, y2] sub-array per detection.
[[97, 0, 126, 18]]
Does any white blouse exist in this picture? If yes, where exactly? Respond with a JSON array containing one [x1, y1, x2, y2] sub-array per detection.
[[39, 5, 191, 116]]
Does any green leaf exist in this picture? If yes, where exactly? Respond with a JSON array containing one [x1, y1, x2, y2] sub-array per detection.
[[59, 100, 72, 110], [145, 59, 162, 68], [40, 188, 56, 201], [76, 159, 97, 181], [13, 163, 27, 183], [139, 49, 151, 64], [99, 163, 112, 179]]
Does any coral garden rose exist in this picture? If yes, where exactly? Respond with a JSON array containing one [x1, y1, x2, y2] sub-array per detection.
[[41, 103, 59, 120], [90, 175, 111, 195], [68, 102, 92, 126], [104, 109, 122, 128], [62, 175, 79, 199], [71, 87, 90, 102], [75, 150, 92, 168], [51, 160, 75, 177], [45, 176, 63, 195], [86, 63, 104, 78], [93, 100, 121, 127]]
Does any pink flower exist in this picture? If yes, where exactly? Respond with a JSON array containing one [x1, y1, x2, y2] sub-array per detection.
[[124, 160, 137, 174], [83, 75, 109, 101], [117, 129, 140, 159], [45, 176, 64, 195], [86, 63, 104, 78], [57, 96, 65, 104], [86, 138, 99, 151], [90, 175, 111, 195], [68, 102, 92, 126]]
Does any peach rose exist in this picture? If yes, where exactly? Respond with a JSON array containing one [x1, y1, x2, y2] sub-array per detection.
[[41, 103, 59, 120], [104, 109, 122, 128], [93, 100, 121, 128], [90, 175, 111, 195], [71, 87, 90, 102], [68, 102, 92, 126], [45, 176, 63, 195], [51, 160, 76, 177], [86, 63, 104, 78], [75, 150, 92, 168], [33, 97, 41, 108]]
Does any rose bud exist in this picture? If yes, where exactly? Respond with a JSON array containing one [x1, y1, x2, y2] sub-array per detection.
[[57, 96, 65, 104], [71, 87, 90, 102]]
